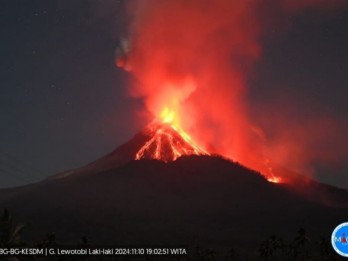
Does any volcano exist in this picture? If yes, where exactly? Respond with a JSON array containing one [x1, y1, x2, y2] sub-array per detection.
[[134, 122, 208, 162], [0, 126, 348, 259], [52, 122, 208, 178]]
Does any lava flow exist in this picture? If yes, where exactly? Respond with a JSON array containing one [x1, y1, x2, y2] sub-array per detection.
[[135, 108, 208, 162], [134, 108, 282, 183]]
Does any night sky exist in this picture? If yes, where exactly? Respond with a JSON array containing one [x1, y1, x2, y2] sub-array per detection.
[[1, 1, 348, 188]]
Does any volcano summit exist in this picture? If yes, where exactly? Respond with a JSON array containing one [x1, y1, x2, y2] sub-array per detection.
[[135, 123, 208, 162]]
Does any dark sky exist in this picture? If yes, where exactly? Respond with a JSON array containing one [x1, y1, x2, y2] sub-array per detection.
[[1, 1, 347, 188]]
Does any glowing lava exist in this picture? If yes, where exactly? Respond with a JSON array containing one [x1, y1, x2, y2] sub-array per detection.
[[135, 107, 282, 183], [161, 107, 175, 124], [264, 159, 283, 183], [267, 176, 282, 184], [135, 108, 208, 162]]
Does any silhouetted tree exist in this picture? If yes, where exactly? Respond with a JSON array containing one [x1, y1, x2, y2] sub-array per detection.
[[287, 242, 299, 259], [258, 238, 273, 261], [227, 247, 240, 261], [294, 227, 310, 259], [0, 208, 27, 247], [194, 245, 203, 260], [205, 248, 217, 261], [269, 235, 281, 257], [277, 237, 287, 258], [318, 236, 332, 260]]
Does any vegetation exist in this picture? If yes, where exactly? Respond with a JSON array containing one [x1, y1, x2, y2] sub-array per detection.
[[0, 208, 344, 260], [0, 208, 28, 248]]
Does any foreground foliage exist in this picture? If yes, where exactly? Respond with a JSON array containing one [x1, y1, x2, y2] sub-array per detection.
[[0, 209, 344, 260]]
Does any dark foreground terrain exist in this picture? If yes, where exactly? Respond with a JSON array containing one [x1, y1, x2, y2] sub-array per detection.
[[0, 155, 347, 260]]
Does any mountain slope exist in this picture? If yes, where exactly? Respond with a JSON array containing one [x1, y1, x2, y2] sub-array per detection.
[[0, 156, 347, 249], [51, 122, 206, 179]]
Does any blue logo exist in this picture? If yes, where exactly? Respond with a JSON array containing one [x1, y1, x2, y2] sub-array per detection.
[[332, 222, 348, 257]]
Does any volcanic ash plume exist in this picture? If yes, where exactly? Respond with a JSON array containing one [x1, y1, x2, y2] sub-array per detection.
[[116, 0, 348, 183], [117, 0, 264, 171]]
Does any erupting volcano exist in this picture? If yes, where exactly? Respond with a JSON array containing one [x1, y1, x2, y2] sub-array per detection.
[[114, 0, 348, 188], [115, 0, 289, 185], [130, 107, 281, 183], [134, 107, 208, 162], [135, 123, 208, 162]]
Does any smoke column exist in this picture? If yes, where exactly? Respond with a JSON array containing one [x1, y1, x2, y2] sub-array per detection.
[[117, 0, 347, 180]]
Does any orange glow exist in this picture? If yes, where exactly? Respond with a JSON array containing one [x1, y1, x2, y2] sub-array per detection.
[[117, 0, 346, 184], [120, 1, 264, 169], [135, 103, 209, 162], [120, 0, 284, 183], [267, 176, 283, 183], [135, 123, 208, 162], [262, 159, 283, 183], [160, 107, 175, 124]]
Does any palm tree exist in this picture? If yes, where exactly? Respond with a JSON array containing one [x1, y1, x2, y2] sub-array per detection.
[[269, 235, 281, 256], [277, 237, 287, 258], [0, 208, 28, 247], [205, 248, 217, 261], [227, 247, 240, 261], [258, 239, 273, 261], [294, 227, 310, 259], [194, 245, 203, 260], [287, 242, 299, 260]]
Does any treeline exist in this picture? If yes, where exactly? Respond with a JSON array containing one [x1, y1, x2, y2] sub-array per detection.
[[0, 209, 344, 260]]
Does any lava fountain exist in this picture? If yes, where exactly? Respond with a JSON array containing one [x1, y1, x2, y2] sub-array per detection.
[[135, 108, 208, 162]]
